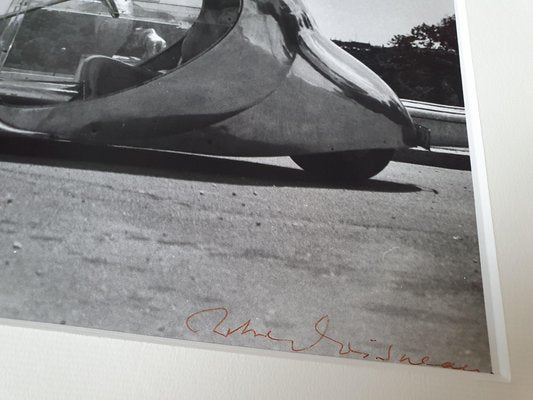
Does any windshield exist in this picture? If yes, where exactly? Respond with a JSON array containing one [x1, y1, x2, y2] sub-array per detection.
[[0, 0, 241, 104], [0, 0, 117, 20]]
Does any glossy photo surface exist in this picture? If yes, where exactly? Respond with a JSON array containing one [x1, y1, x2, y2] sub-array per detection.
[[0, 0, 491, 373]]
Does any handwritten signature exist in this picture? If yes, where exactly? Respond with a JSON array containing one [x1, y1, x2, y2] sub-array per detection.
[[185, 307, 480, 372]]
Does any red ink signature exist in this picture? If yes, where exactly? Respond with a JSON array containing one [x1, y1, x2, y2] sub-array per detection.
[[185, 307, 480, 373]]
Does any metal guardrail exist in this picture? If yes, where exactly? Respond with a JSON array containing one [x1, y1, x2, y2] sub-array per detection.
[[402, 99, 468, 148]]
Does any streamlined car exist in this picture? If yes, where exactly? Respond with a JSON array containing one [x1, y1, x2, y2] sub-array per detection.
[[0, 0, 430, 181]]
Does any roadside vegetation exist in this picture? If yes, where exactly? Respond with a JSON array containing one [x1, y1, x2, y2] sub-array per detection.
[[334, 16, 463, 106]]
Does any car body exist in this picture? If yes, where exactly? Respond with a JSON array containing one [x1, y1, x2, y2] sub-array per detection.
[[0, 0, 431, 181]]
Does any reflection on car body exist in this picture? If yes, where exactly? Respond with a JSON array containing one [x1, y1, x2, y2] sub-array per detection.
[[0, 0, 431, 181]]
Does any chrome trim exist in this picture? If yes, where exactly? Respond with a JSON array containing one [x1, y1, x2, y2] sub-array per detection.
[[0, 119, 49, 138]]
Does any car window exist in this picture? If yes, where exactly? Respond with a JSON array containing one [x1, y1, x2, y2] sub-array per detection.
[[1, 0, 205, 74], [0, 0, 241, 104]]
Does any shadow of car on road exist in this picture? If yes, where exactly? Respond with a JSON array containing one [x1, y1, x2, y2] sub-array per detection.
[[0, 137, 421, 193]]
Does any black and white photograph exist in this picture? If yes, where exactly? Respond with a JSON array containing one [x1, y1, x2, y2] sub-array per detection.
[[0, 0, 491, 373]]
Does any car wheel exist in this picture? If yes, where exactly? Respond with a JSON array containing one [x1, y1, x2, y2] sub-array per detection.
[[291, 149, 395, 182]]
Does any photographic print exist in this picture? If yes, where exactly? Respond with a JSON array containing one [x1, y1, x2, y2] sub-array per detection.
[[0, 0, 491, 372]]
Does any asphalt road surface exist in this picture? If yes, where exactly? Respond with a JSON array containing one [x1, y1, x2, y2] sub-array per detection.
[[0, 139, 490, 372]]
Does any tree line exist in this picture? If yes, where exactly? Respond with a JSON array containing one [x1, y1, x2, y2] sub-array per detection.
[[334, 16, 463, 106]]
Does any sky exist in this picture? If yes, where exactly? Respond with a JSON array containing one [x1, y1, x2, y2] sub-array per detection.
[[0, 0, 455, 45], [304, 0, 455, 45]]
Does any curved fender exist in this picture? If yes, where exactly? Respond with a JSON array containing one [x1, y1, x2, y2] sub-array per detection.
[[147, 2, 419, 156]]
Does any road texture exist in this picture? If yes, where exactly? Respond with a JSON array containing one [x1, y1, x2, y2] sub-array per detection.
[[0, 139, 490, 372]]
